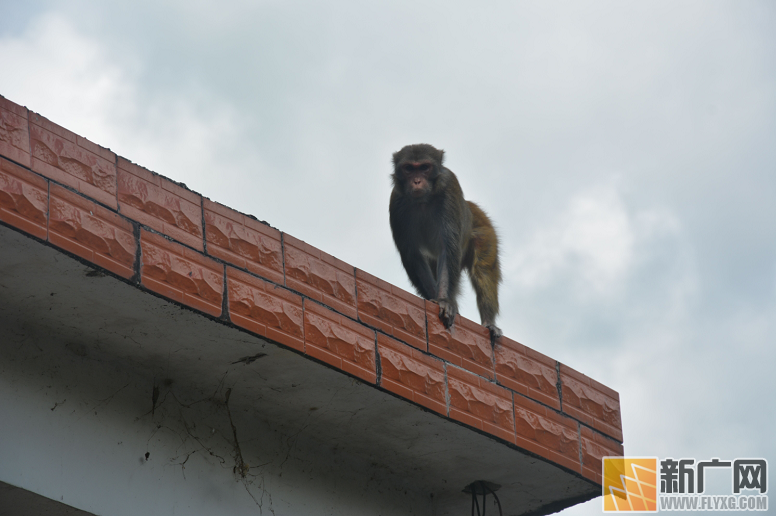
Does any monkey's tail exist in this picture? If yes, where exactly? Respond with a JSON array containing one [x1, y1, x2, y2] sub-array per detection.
[[467, 202, 501, 322]]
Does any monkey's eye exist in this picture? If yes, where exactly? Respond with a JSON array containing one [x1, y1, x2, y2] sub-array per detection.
[[419, 164, 430, 172]]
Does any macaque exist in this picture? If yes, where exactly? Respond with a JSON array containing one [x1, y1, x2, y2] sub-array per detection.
[[389, 144, 502, 341]]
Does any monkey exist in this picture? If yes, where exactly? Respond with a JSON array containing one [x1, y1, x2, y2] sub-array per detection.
[[389, 143, 502, 341]]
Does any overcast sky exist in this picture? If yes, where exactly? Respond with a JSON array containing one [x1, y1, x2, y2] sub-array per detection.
[[1, 1, 774, 513]]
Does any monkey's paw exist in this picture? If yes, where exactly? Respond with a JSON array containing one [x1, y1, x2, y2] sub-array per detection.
[[437, 299, 457, 330], [486, 324, 503, 342]]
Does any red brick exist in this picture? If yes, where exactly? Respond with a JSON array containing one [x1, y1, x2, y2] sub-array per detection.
[[284, 234, 356, 318], [377, 333, 446, 415], [49, 185, 135, 279], [447, 366, 515, 443], [29, 113, 116, 208], [118, 158, 203, 250], [562, 364, 621, 401], [204, 200, 283, 283], [0, 97, 30, 167], [227, 267, 304, 352], [140, 229, 223, 317], [304, 301, 376, 383], [560, 364, 623, 442], [513, 394, 581, 473], [512, 431, 552, 462], [0, 157, 47, 239], [357, 269, 427, 351], [494, 336, 560, 410], [427, 300, 494, 379], [590, 377, 620, 401], [580, 426, 625, 485]]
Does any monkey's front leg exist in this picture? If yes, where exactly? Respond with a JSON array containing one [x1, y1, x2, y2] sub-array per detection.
[[401, 249, 437, 301], [437, 299, 458, 329], [435, 248, 458, 329]]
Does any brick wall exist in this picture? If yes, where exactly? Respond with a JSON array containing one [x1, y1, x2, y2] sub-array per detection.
[[0, 94, 623, 486]]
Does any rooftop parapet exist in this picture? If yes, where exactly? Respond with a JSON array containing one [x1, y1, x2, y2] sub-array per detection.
[[0, 94, 624, 514]]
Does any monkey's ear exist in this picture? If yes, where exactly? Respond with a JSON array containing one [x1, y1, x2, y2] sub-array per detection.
[[437, 148, 445, 164], [392, 151, 400, 166]]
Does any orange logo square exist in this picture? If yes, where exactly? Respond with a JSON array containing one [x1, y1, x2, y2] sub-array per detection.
[[603, 457, 658, 512]]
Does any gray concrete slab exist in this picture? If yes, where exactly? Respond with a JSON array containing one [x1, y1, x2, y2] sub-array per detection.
[[0, 223, 597, 515], [0, 482, 96, 516]]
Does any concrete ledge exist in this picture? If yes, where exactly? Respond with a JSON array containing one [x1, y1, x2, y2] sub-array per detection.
[[0, 93, 625, 514], [0, 481, 96, 516]]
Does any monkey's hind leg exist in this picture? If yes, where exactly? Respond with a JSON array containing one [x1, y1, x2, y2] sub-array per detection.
[[471, 265, 502, 341], [467, 202, 502, 342]]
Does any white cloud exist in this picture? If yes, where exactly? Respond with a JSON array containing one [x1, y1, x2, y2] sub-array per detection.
[[506, 183, 681, 298], [0, 12, 264, 195], [0, 13, 133, 139]]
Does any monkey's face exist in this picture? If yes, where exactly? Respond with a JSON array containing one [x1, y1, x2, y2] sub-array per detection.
[[397, 161, 437, 198]]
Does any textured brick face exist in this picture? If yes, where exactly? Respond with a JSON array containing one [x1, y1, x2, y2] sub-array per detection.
[[227, 267, 304, 352], [304, 301, 376, 383], [205, 200, 283, 284], [118, 158, 203, 250], [494, 337, 560, 410], [49, 185, 136, 279], [427, 301, 494, 379], [29, 113, 117, 208], [0, 97, 30, 167], [0, 157, 48, 239], [513, 394, 581, 474], [560, 364, 623, 442], [580, 426, 625, 485], [284, 235, 357, 318], [447, 366, 515, 442], [140, 229, 223, 317], [377, 333, 446, 414], [357, 270, 427, 351]]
